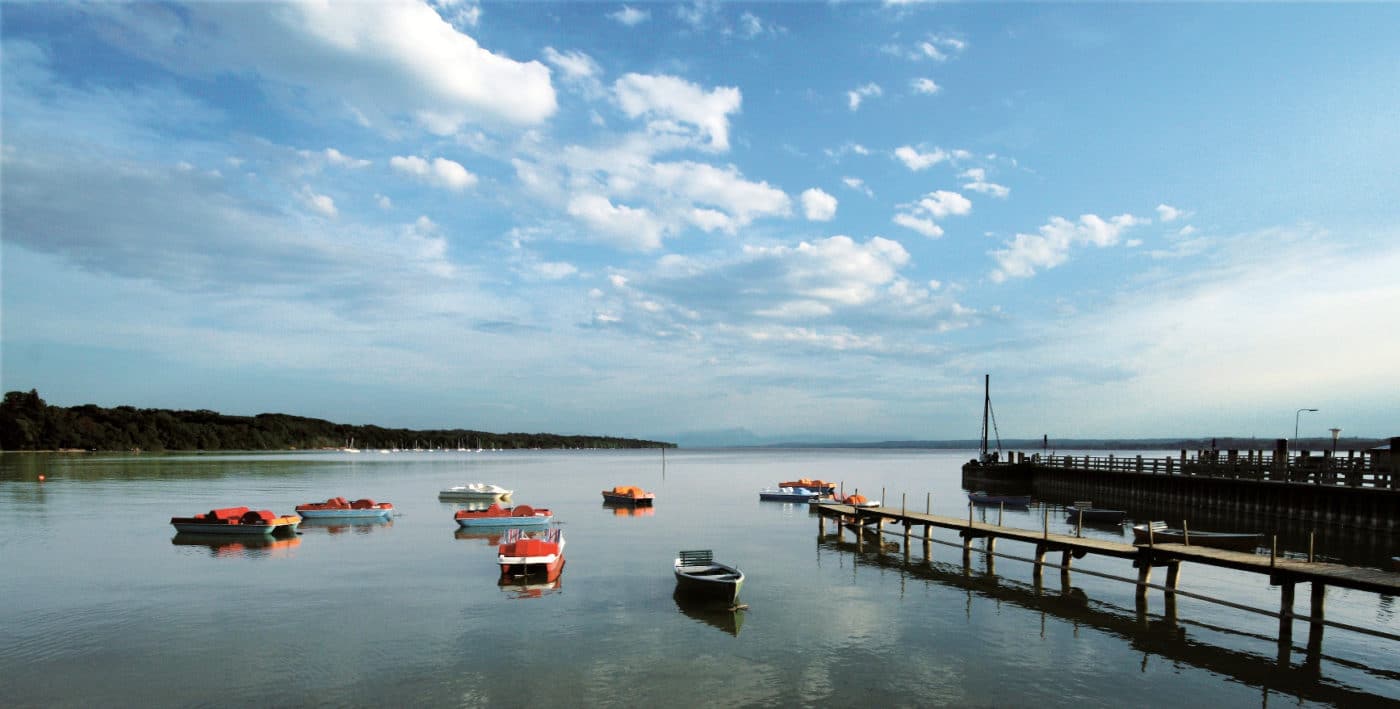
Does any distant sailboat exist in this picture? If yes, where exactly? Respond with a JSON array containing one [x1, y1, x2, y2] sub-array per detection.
[[343, 437, 360, 453]]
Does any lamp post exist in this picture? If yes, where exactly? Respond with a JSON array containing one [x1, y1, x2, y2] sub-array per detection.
[[1330, 427, 1341, 454], [1293, 408, 1318, 456]]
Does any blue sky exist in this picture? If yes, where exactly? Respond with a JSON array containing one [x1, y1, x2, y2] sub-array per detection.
[[3, 2, 1398, 444]]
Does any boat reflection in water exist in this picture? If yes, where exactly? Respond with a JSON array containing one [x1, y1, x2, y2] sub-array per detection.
[[297, 517, 394, 536], [602, 501, 656, 517], [499, 576, 562, 600], [672, 590, 744, 636], [170, 533, 302, 558], [454, 528, 548, 546]]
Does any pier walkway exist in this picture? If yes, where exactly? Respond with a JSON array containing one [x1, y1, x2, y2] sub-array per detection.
[[813, 502, 1400, 653]]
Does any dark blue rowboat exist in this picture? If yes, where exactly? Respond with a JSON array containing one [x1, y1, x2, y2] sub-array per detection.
[[968, 491, 1031, 507]]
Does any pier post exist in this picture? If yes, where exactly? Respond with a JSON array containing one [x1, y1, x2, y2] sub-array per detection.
[[1308, 583, 1326, 655], [1279, 580, 1296, 649], [1165, 561, 1182, 596], [1136, 563, 1152, 601], [1059, 549, 1073, 585], [1033, 543, 1047, 583], [818, 512, 825, 536]]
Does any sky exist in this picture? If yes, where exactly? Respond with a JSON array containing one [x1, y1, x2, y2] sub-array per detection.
[[2, 2, 1398, 445]]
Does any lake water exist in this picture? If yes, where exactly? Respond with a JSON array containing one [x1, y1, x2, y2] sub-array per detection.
[[2, 449, 1396, 707]]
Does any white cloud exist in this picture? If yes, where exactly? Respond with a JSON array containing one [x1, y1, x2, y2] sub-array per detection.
[[914, 190, 972, 218], [675, 1, 717, 29], [990, 213, 1143, 282], [1178, 225, 1198, 236], [614, 73, 741, 151], [323, 148, 370, 168], [893, 190, 971, 238], [843, 177, 874, 197], [916, 34, 968, 61], [532, 261, 578, 280], [610, 6, 650, 26], [1156, 203, 1193, 222], [97, 2, 557, 134], [390, 155, 478, 190], [375, 194, 393, 209], [801, 188, 838, 221], [893, 213, 943, 238], [847, 83, 882, 111], [646, 160, 792, 230], [543, 47, 600, 82], [911, 78, 941, 95], [894, 145, 949, 171], [567, 194, 665, 251], [960, 168, 1010, 198], [299, 186, 337, 218]]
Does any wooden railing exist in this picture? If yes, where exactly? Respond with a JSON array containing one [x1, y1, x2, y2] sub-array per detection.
[[1013, 450, 1395, 490]]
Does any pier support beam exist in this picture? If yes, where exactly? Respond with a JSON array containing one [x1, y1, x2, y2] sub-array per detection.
[[1165, 561, 1182, 594], [1307, 583, 1326, 658], [1033, 543, 1048, 583], [1136, 563, 1152, 601], [1279, 580, 1297, 652]]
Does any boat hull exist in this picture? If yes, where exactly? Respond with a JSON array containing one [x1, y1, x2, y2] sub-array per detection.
[[499, 555, 565, 582], [1132, 525, 1262, 552], [673, 562, 744, 604], [758, 489, 818, 502], [456, 515, 552, 528], [438, 484, 512, 501], [602, 492, 654, 506], [170, 519, 300, 536], [295, 507, 393, 519]]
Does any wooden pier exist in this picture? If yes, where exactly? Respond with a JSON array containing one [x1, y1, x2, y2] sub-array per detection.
[[813, 501, 1400, 656]]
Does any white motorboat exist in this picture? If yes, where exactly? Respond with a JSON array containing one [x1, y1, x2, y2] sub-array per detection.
[[439, 483, 513, 501]]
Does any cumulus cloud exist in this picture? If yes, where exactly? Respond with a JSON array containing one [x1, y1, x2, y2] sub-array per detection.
[[299, 186, 338, 217], [847, 83, 883, 111], [960, 168, 1010, 198], [894, 145, 950, 171], [1156, 203, 1193, 222], [843, 177, 874, 197], [990, 213, 1143, 282], [390, 155, 478, 190], [893, 190, 971, 238], [89, 2, 557, 134], [567, 194, 665, 251], [801, 188, 838, 221], [911, 78, 940, 95], [614, 73, 741, 151], [322, 148, 371, 168], [610, 6, 650, 26]]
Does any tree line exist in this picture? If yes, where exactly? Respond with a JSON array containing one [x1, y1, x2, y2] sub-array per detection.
[[0, 390, 675, 452]]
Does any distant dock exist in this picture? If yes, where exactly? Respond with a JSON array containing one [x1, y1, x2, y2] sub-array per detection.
[[963, 437, 1400, 531]]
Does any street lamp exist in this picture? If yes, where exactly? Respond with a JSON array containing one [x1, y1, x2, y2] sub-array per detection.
[[1330, 427, 1341, 454], [1293, 408, 1318, 455]]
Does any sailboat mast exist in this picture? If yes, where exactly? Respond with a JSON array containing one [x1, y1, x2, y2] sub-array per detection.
[[980, 374, 990, 461]]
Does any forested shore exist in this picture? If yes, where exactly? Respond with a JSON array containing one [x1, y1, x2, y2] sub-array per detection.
[[0, 390, 674, 452]]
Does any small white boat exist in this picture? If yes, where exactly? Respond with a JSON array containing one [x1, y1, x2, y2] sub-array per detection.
[[438, 483, 513, 501]]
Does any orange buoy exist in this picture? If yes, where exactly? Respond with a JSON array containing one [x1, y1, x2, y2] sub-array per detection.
[[38, 475, 46, 482]]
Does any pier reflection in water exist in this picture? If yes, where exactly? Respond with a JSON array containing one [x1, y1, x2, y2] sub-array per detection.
[[818, 534, 1400, 706]]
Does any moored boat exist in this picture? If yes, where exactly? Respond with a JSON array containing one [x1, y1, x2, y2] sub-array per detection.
[[778, 478, 837, 495], [1064, 501, 1126, 525], [1132, 521, 1263, 552], [295, 496, 394, 519], [602, 485, 655, 506], [497, 527, 565, 582], [438, 483, 513, 501], [758, 486, 819, 502], [454, 503, 554, 528], [169, 506, 300, 536], [969, 491, 1032, 507], [841, 493, 880, 508], [674, 549, 744, 604]]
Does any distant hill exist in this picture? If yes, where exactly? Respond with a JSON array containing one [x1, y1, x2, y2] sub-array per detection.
[[0, 389, 674, 452]]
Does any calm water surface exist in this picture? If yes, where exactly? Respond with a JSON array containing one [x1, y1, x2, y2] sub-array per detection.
[[2, 449, 1397, 707]]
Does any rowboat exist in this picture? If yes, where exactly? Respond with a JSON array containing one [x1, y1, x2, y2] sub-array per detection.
[[1064, 502, 1126, 525], [497, 527, 565, 582], [454, 503, 554, 528], [602, 485, 655, 506], [778, 478, 837, 495], [438, 483, 513, 501], [295, 496, 394, 519], [674, 549, 744, 604], [1132, 522, 1263, 552], [169, 506, 300, 536], [758, 487, 819, 502], [968, 491, 1031, 507]]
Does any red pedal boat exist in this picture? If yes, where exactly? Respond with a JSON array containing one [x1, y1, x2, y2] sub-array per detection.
[[170, 506, 300, 536], [497, 528, 565, 582]]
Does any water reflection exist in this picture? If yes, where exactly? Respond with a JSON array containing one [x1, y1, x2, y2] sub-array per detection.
[[298, 517, 394, 536], [817, 536, 1396, 705], [602, 501, 655, 517], [499, 576, 563, 600], [454, 528, 549, 546], [170, 533, 302, 558], [673, 590, 745, 636]]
